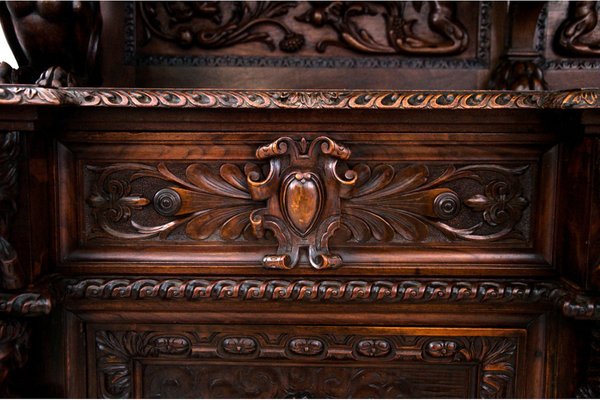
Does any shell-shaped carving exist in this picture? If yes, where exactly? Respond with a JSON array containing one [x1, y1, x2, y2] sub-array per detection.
[[356, 339, 392, 357], [280, 172, 323, 236], [288, 338, 324, 356], [221, 337, 258, 355]]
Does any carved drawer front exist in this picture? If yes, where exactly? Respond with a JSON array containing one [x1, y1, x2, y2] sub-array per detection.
[[91, 325, 525, 399], [56, 132, 558, 275]]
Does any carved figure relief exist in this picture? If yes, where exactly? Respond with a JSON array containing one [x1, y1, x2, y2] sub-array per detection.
[[555, 1, 600, 57], [137, 1, 469, 57], [85, 136, 531, 269], [0, 1, 102, 86], [96, 329, 518, 399]]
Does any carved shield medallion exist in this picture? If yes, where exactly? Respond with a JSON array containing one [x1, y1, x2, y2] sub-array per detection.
[[281, 172, 323, 236]]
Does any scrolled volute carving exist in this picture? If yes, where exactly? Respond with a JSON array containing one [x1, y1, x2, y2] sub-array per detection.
[[246, 136, 356, 270]]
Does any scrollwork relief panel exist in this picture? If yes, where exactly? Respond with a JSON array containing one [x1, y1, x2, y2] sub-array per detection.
[[131, 1, 488, 69], [82, 137, 533, 269], [135, 1, 478, 56]]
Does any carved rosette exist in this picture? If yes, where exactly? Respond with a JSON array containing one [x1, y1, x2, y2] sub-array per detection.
[[246, 136, 356, 269]]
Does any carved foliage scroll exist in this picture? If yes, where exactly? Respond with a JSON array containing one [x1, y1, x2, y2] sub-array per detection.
[[296, 1, 468, 55], [137, 1, 469, 56], [138, 2, 306, 53], [85, 137, 531, 269], [96, 329, 517, 398]]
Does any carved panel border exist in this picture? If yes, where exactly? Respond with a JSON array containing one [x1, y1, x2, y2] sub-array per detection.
[[1, 86, 600, 109], [124, 2, 492, 69], [95, 328, 518, 398]]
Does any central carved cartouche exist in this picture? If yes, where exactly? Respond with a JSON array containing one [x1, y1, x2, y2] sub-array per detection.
[[281, 172, 323, 237], [247, 136, 355, 270]]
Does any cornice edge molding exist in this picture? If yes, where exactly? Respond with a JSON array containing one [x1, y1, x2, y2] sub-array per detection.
[[0, 86, 599, 110]]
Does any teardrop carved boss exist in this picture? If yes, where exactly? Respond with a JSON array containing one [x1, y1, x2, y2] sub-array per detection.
[[246, 136, 355, 270]]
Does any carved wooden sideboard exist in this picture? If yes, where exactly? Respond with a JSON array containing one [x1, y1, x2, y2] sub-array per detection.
[[0, 86, 597, 397]]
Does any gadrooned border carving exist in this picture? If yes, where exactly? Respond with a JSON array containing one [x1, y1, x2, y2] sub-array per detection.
[[63, 277, 600, 320]]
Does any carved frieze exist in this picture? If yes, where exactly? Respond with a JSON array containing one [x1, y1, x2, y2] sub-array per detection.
[[95, 328, 518, 398], [84, 137, 531, 269], [135, 1, 474, 64]]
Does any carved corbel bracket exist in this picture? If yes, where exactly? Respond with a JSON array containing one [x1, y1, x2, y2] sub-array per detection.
[[246, 136, 356, 270], [489, 2, 548, 90]]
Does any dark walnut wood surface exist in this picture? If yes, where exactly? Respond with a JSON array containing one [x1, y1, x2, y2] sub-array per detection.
[[0, 86, 599, 398]]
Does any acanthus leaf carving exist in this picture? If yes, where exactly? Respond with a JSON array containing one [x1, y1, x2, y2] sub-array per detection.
[[139, 2, 305, 52], [87, 162, 261, 241], [96, 331, 191, 399], [86, 138, 531, 269], [341, 163, 529, 243]]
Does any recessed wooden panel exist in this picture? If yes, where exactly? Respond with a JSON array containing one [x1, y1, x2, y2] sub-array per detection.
[[54, 127, 559, 276], [90, 325, 524, 399]]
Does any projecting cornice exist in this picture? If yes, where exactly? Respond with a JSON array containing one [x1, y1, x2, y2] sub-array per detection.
[[0, 86, 599, 110]]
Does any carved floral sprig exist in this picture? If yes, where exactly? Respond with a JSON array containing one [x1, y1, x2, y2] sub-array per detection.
[[87, 162, 261, 241], [342, 163, 529, 242]]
